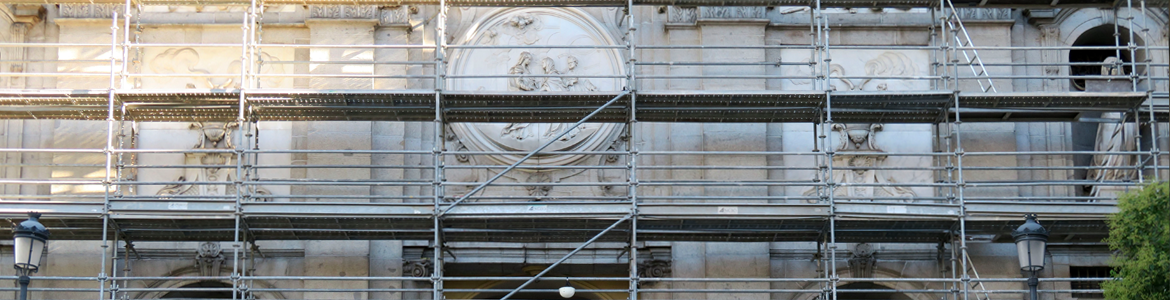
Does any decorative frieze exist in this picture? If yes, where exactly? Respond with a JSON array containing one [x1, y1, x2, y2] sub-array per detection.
[[379, 6, 411, 26], [667, 6, 697, 24], [59, 4, 125, 19], [308, 5, 377, 20], [698, 6, 766, 20], [953, 8, 1013, 21]]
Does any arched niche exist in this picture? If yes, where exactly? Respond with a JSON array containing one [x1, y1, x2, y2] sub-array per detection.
[[134, 265, 285, 299], [1054, 8, 1168, 91], [1067, 25, 1142, 91], [161, 281, 233, 299]]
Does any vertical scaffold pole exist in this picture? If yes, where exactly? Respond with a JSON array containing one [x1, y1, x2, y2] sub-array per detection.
[[944, 1, 971, 299], [434, 1, 448, 300], [816, 1, 840, 300], [625, 1, 639, 300], [1136, 0, 1160, 181], [99, 11, 120, 300], [231, 2, 256, 299]]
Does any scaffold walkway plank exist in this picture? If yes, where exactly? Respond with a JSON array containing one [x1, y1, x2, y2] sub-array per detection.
[[0, 200, 1114, 243], [0, 89, 1151, 123], [1, 0, 1132, 8]]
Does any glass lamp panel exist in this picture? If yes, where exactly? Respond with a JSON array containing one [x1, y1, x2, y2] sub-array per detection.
[[1026, 239, 1046, 270], [14, 236, 44, 269]]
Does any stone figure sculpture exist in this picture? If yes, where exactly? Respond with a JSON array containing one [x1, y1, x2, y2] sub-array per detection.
[[1088, 57, 1137, 197]]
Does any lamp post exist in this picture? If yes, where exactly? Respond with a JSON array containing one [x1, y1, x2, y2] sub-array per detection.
[[1012, 214, 1048, 300], [13, 212, 50, 300]]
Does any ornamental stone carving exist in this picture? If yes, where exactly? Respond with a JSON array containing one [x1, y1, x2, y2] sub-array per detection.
[[446, 8, 625, 168], [309, 5, 377, 20], [194, 242, 224, 277], [59, 4, 124, 19], [954, 8, 1013, 21], [156, 122, 272, 200], [667, 6, 698, 24], [698, 6, 765, 20], [803, 123, 918, 202], [848, 243, 876, 278], [379, 6, 412, 26]]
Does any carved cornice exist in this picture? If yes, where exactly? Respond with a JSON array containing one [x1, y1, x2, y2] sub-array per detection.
[[308, 5, 377, 20], [59, 4, 124, 19]]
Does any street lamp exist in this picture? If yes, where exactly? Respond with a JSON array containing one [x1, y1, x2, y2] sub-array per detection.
[[1012, 214, 1048, 300], [13, 212, 50, 300]]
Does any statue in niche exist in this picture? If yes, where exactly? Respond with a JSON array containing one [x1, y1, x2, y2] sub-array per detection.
[[1088, 57, 1137, 197], [156, 122, 271, 200], [803, 123, 918, 203]]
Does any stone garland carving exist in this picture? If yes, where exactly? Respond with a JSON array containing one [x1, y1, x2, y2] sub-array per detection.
[[309, 5, 377, 19], [156, 122, 271, 201], [803, 123, 918, 202], [194, 242, 225, 277], [59, 4, 124, 19]]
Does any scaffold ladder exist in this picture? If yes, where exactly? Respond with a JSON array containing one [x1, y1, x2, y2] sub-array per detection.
[[945, 0, 998, 93], [965, 250, 995, 300]]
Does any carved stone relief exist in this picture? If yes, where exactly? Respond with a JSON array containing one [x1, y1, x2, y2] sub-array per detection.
[[445, 8, 626, 198], [379, 6, 412, 26], [954, 8, 1013, 21], [309, 5, 377, 19], [59, 4, 124, 19], [698, 6, 766, 20], [848, 243, 876, 278], [803, 124, 918, 202], [146, 47, 288, 89], [194, 242, 225, 277], [788, 51, 921, 92], [784, 50, 932, 203], [667, 6, 698, 24], [156, 122, 271, 201]]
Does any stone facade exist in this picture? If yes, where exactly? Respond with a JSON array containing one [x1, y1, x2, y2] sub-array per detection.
[[0, 3, 1167, 300]]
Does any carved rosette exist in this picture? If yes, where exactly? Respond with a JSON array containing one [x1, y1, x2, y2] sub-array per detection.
[[446, 8, 626, 168]]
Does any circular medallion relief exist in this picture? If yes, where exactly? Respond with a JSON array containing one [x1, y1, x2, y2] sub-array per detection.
[[448, 8, 625, 167]]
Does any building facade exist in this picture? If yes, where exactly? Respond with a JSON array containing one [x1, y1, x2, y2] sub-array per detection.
[[0, 1, 1167, 300]]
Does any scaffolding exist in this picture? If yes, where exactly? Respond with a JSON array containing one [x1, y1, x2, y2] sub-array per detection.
[[0, 0, 1167, 299]]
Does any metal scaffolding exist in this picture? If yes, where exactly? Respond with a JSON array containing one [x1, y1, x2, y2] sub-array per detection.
[[0, 0, 1167, 299]]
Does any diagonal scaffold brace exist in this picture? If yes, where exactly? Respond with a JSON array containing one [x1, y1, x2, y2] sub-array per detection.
[[437, 91, 630, 216], [498, 213, 633, 300]]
